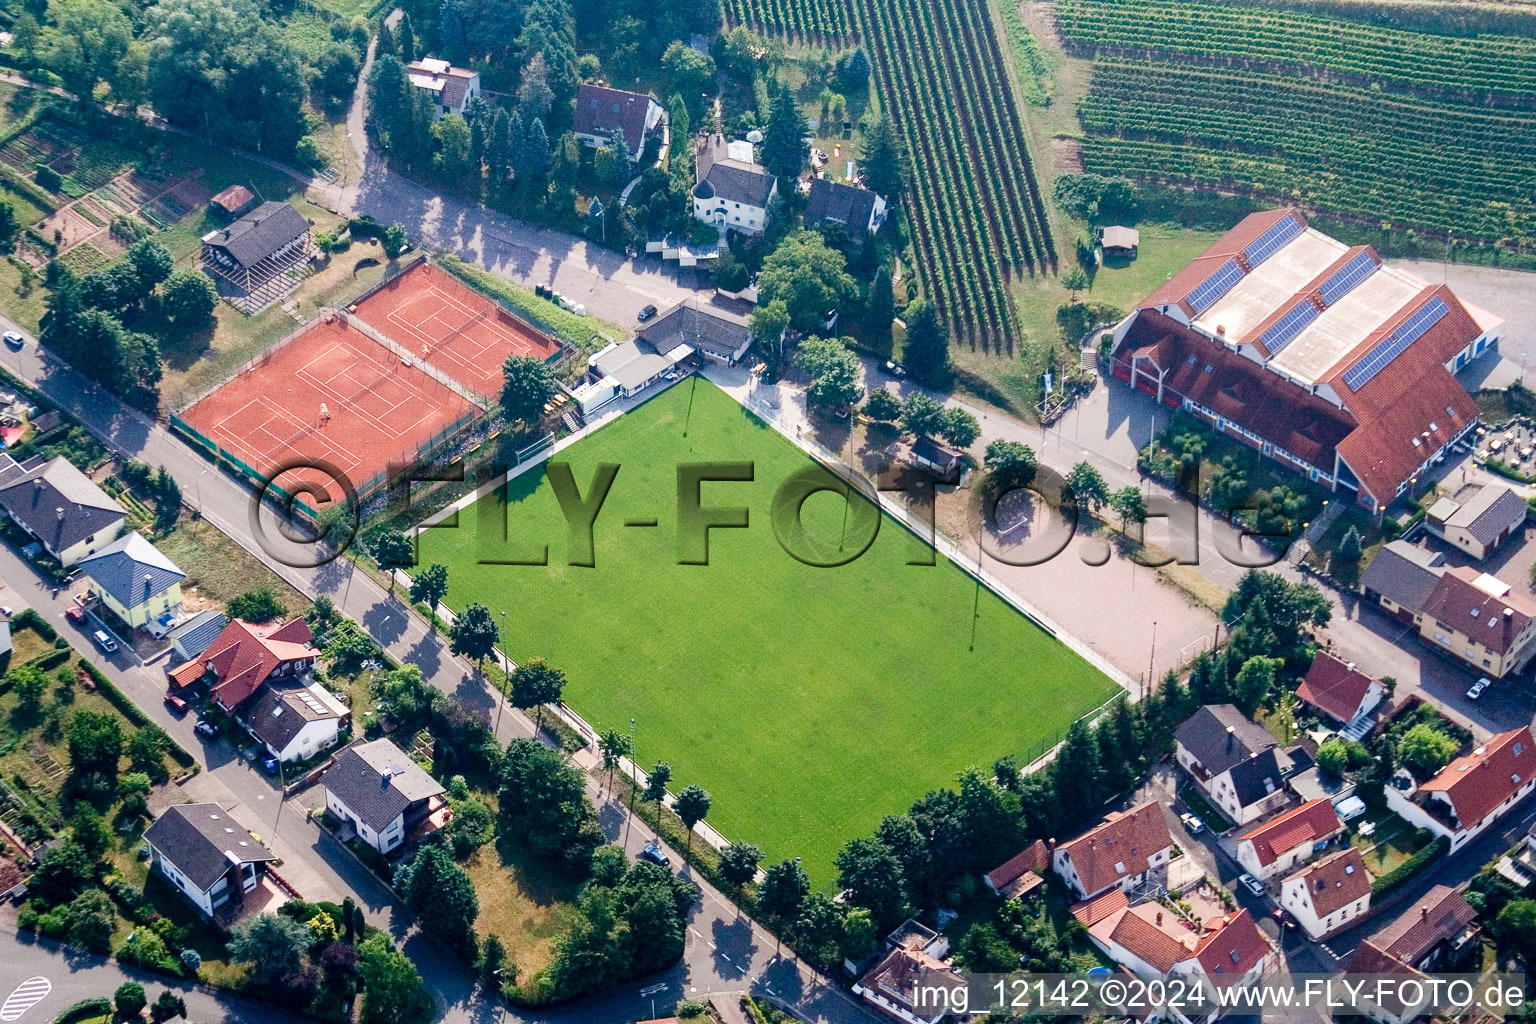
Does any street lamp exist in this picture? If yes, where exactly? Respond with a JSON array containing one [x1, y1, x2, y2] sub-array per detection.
[[197, 469, 207, 513], [622, 716, 636, 848]]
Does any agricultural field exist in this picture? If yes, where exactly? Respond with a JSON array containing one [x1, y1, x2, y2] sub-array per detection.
[[417, 381, 1119, 882], [1057, 0, 1536, 250], [723, 0, 1056, 352]]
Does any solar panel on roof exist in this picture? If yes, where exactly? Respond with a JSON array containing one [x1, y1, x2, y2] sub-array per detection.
[[1318, 251, 1378, 306], [1185, 259, 1245, 314], [1259, 301, 1319, 356], [1241, 214, 1304, 268], [1340, 296, 1450, 391]]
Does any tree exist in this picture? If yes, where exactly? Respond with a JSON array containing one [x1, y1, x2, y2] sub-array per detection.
[[114, 982, 147, 1019], [381, 223, 408, 259], [118, 771, 152, 818], [643, 760, 672, 804], [835, 837, 907, 930], [761, 83, 809, 178], [409, 563, 449, 626], [1066, 461, 1109, 513], [749, 300, 790, 352], [68, 710, 123, 785], [499, 738, 603, 873], [1336, 525, 1362, 566], [509, 658, 565, 732], [900, 299, 950, 386], [33, 838, 96, 903], [1400, 723, 1458, 779], [1052, 173, 1138, 222], [983, 440, 1037, 492], [8, 665, 46, 713], [1109, 486, 1147, 530], [314, 41, 362, 105], [0, 200, 18, 255], [487, 107, 512, 182], [499, 354, 560, 429], [938, 406, 980, 448], [445, 798, 494, 857], [860, 115, 906, 200], [400, 844, 479, 951], [63, 888, 115, 953], [358, 932, 430, 1024], [372, 528, 414, 590], [674, 784, 711, 857], [230, 913, 311, 987], [1222, 570, 1331, 663], [1496, 899, 1536, 967], [758, 858, 808, 933], [41, 0, 132, 97], [864, 387, 901, 422], [1233, 655, 1282, 715], [479, 933, 508, 988], [899, 392, 945, 438], [450, 602, 499, 671], [837, 48, 870, 92], [433, 114, 472, 177], [227, 586, 284, 621], [1315, 739, 1350, 778], [799, 336, 862, 409], [1062, 266, 1089, 302], [150, 992, 186, 1023], [718, 843, 763, 895], [865, 266, 895, 339], [792, 891, 843, 969], [757, 231, 857, 333], [662, 41, 715, 96], [599, 728, 632, 794]]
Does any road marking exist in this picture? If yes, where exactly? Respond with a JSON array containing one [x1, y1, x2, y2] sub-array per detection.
[[689, 928, 703, 939], [1, 977, 51, 1021], [639, 983, 668, 997]]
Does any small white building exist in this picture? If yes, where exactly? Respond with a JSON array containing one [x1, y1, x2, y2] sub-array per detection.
[[143, 803, 277, 919], [1052, 801, 1173, 902], [322, 739, 447, 854], [1425, 483, 1528, 561], [242, 682, 348, 764], [1234, 798, 1344, 881], [1385, 725, 1536, 852], [1174, 704, 1297, 826], [406, 57, 480, 119], [1279, 847, 1370, 939]]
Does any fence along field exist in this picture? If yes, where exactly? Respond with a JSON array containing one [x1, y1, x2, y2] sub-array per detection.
[[1057, 0, 1536, 251], [723, 0, 1057, 352]]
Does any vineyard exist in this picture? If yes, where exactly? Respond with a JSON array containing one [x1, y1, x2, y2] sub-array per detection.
[[722, 0, 1057, 349], [723, 0, 855, 41], [1058, 0, 1536, 249]]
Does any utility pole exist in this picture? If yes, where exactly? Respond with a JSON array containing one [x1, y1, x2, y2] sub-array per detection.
[[1146, 620, 1157, 702], [623, 716, 636, 848]]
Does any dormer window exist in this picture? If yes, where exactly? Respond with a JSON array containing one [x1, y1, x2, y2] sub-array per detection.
[[1516, 743, 1525, 756]]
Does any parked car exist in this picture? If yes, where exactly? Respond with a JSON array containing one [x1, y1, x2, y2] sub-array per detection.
[[639, 842, 670, 867], [0, 605, 11, 618], [3, 330, 23, 349], [1467, 676, 1492, 700], [261, 756, 279, 775], [1273, 907, 1296, 929], [163, 692, 189, 714], [1238, 873, 1265, 898], [65, 604, 86, 624], [883, 360, 907, 378], [91, 629, 118, 654], [194, 720, 219, 740], [1179, 812, 1204, 834], [637, 304, 658, 322]]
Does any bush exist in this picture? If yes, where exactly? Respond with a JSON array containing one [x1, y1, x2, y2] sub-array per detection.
[[114, 982, 147, 1018], [35, 165, 61, 192], [53, 999, 111, 1024], [227, 586, 285, 622], [13, 607, 57, 640]]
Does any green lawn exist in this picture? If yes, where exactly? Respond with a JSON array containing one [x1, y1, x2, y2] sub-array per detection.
[[417, 381, 1119, 882]]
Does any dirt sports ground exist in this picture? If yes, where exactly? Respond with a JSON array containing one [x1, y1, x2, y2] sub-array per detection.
[[179, 315, 478, 499], [350, 261, 563, 400]]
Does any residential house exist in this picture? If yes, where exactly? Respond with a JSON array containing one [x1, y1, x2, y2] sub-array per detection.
[[803, 178, 887, 244], [1109, 208, 1500, 510], [1279, 847, 1370, 939], [1425, 483, 1527, 560], [322, 738, 447, 854], [1344, 940, 1435, 1024], [1359, 885, 1479, 972], [1077, 889, 1271, 1024], [1175, 704, 1298, 826], [1297, 652, 1385, 738], [1052, 801, 1174, 901], [693, 135, 776, 235], [244, 682, 348, 764], [1234, 798, 1344, 881], [1385, 726, 1536, 851], [574, 84, 664, 152], [166, 610, 227, 661], [168, 617, 320, 713], [200, 201, 312, 314], [78, 531, 185, 635], [1361, 539, 1449, 622], [208, 185, 258, 221], [0, 454, 125, 566], [984, 839, 1051, 901], [405, 57, 480, 119], [143, 803, 278, 919], [851, 922, 963, 1024], [637, 296, 755, 365]]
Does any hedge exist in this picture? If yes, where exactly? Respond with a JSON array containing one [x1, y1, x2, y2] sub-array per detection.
[[12, 607, 57, 640], [1372, 834, 1450, 897], [77, 660, 196, 769], [30, 648, 70, 671], [52, 998, 110, 1024]]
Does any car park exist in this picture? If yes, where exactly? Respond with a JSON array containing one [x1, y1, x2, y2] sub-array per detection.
[[1179, 812, 1204, 834], [91, 629, 118, 654], [639, 842, 670, 867], [1238, 873, 1265, 898], [1467, 676, 1491, 700], [3, 331, 23, 349]]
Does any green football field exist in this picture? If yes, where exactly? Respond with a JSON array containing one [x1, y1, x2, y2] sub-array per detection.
[[419, 381, 1120, 882]]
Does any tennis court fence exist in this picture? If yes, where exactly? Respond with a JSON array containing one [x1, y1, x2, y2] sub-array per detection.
[[333, 307, 491, 410]]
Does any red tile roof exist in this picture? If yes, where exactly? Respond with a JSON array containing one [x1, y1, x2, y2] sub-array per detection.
[[1297, 651, 1378, 723], [986, 839, 1051, 899], [1072, 886, 1130, 926], [169, 617, 318, 710], [1140, 209, 1299, 315], [1107, 907, 1195, 972], [1237, 799, 1342, 867], [1193, 910, 1270, 977], [1419, 566, 1536, 656], [1371, 885, 1478, 965], [1418, 727, 1536, 829], [1059, 802, 1173, 896], [1287, 847, 1370, 918]]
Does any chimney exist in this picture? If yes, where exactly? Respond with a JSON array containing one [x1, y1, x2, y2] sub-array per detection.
[[1226, 724, 1235, 753], [1156, 911, 1163, 926], [56, 506, 64, 521], [1421, 905, 1430, 919]]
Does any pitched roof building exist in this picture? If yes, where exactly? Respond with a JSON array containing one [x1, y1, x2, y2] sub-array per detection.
[[0, 454, 125, 565], [406, 57, 480, 118], [1175, 704, 1298, 825], [984, 839, 1051, 900], [244, 682, 348, 764], [1296, 651, 1385, 731], [1111, 209, 1500, 511], [574, 84, 664, 151], [79, 531, 185, 632], [803, 178, 887, 240], [144, 803, 277, 918], [200, 201, 312, 314], [1235, 798, 1344, 880], [1427, 483, 1528, 560], [1279, 847, 1370, 939], [168, 617, 319, 711], [1387, 726, 1536, 851], [322, 739, 447, 854], [637, 296, 755, 364], [1365, 885, 1479, 971], [1052, 802, 1174, 901], [693, 135, 777, 235]]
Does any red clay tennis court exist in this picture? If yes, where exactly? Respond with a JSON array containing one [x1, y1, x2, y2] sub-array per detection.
[[350, 261, 562, 400], [179, 316, 478, 500]]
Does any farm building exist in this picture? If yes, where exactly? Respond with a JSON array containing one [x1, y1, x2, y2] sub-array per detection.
[[1424, 483, 1527, 560], [574, 84, 664, 152], [208, 185, 258, 220], [200, 201, 312, 314], [1100, 226, 1139, 255], [405, 57, 480, 119], [1110, 209, 1502, 512]]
